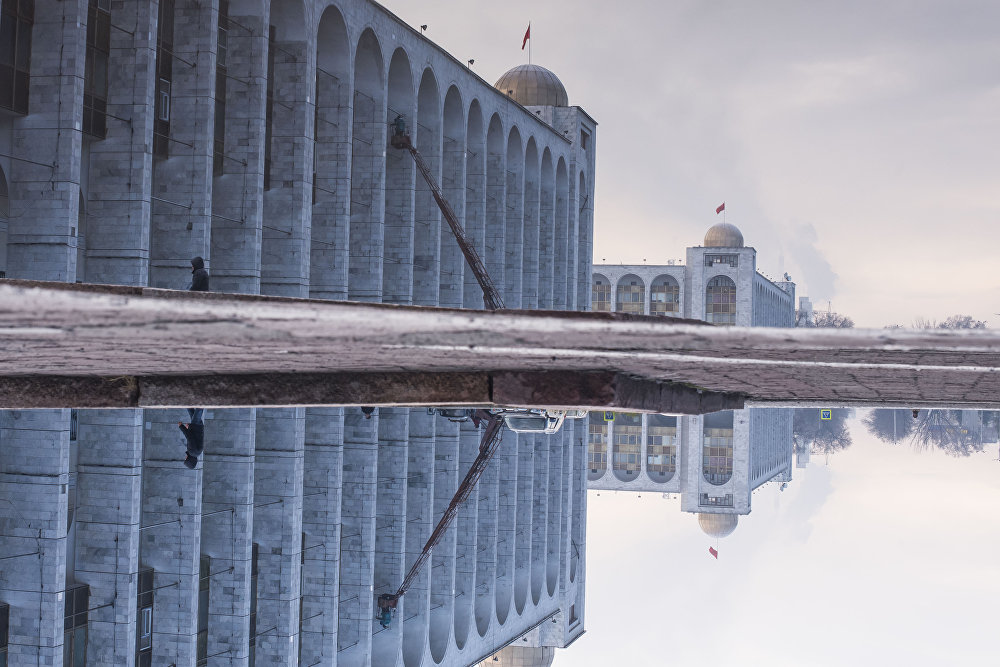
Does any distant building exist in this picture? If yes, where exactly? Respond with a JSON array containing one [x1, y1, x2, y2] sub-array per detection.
[[592, 222, 795, 326], [587, 409, 795, 538]]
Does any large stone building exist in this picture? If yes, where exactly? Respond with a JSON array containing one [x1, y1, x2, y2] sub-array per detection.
[[591, 222, 795, 326], [0, 0, 596, 665]]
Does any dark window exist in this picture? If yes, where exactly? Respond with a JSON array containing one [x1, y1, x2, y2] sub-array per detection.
[[213, 0, 229, 176], [263, 24, 275, 190], [249, 542, 258, 665], [152, 0, 174, 158], [135, 567, 153, 666], [63, 584, 89, 667], [298, 533, 305, 663], [196, 555, 209, 666], [705, 253, 738, 268], [0, 601, 9, 667], [0, 0, 33, 114], [705, 275, 737, 326], [83, 0, 110, 138]]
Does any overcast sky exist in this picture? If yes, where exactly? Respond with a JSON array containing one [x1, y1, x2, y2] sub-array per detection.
[[555, 413, 1000, 665], [390, 0, 1000, 328]]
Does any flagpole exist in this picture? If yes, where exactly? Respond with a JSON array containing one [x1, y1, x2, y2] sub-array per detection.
[[528, 21, 532, 64]]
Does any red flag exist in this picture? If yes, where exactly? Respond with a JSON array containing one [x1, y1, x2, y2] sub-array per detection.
[[522, 24, 530, 50], [715, 202, 725, 215], [708, 546, 718, 559]]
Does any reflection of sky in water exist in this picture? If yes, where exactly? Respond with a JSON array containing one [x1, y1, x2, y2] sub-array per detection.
[[559, 410, 1000, 666]]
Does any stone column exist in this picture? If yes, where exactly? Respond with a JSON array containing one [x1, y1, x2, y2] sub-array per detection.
[[346, 85, 386, 303], [148, 0, 217, 289], [513, 431, 533, 612], [261, 37, 313, 298], [6, 0, 87, 281], [429, 420, 459, 656], [453, 422, 480, 645], [252, 408, 305, 663], [336, 409, 378, 662], [300, 407, 344, 665], [401, 410, 435, 653], [200, 408, 256, 666], [484, 136, 506, 301], [504, 157, 524, 308], [371, 408, 408, 662], [438, 119, 466, 308], [521, 158, 540, 310], [141, 409, 203, 667], [494, 430, 517, 622], [310, 63, 351, 300], [74, 409, 144, 665], [0, 410, 70, 665], [210, 8, 268, 294], [530, 434, 549, 605], [473, 422, 499, 636], [462, 126, 487, 310], [83, 0, 157, 286]]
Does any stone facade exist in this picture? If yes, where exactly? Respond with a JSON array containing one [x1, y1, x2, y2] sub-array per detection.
[[0, 0, 595, 664]]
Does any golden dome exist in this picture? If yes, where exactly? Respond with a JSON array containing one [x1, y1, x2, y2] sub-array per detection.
[[494, 64, 569, 107], [697, 513, 738, 538], [704, 222, 744, 248]]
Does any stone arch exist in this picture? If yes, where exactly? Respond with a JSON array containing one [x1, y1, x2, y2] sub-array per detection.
[[591, 272, 611, 312], [413, 68, 442, 306], [646, 414, 678, 483], [587, 411, 608, 481], [473, 422, 499, 638], [484, 114, 506, 292], [346, 28, 385, 302], [382, 47, 415, 305], [706, 274, 737, 325], [504, 127, 524, 307], [452, 424, 479, 650], [462, 99, 486, 310], [0, 164, 8, 278], [703, 411, 734, 485], [521, 138, 540, 308], [616, 274, 645, 314], [311, 5, 352, 299], [612, 412, 642, 481], [553, 157, 569, 309], [650, 274, 680, 316], [439, 85, 466, 308], [538, 148, 555, 309]]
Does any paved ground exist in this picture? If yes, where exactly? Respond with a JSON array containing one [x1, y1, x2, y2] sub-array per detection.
[[2, 281, 999, 410]]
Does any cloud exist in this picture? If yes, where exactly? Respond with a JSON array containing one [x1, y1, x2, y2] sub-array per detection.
[[787, 222, 838, 303]]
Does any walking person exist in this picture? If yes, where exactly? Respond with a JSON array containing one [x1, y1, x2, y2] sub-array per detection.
[[189, 256, 209, 291], [179, 408, 205, 469]]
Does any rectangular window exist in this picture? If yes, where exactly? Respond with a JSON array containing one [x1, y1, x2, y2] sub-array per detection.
[[0, 601, 9, 667], [213, 0, 229, 176], [250, 542, 259, 665], [705, 254, 738, 268], [196, 556, 209, 666], [83, 0, 110, 138], [135, 566, 153, 665], [63, 584, 89, 667], [152, 0, 174, 157], [264, 24, 276, 190], [591, 280, 611, 312], [0, 0, 33, 114]]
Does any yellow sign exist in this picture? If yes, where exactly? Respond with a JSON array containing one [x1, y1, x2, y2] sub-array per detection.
[[820, 409, 832, 420], [603, 411, 614, 422]]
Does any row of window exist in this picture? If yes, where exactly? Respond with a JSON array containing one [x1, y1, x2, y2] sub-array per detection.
[[592, 275, 736, 324]]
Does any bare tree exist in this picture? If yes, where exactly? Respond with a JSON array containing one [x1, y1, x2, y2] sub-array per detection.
[[792, 408, 853, 453], [866, 408, 988, 457], [812, 311, 855, 328], [887, 315, 988, 330]]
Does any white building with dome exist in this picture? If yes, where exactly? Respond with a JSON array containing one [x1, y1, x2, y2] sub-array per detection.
[[591, 222, 795, 326], [586, 408, 795, 539]]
